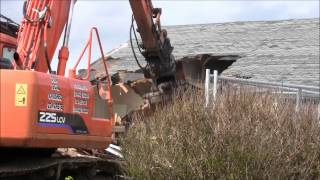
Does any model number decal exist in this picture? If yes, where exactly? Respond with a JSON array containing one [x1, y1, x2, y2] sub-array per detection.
[[51, 84, 60, 91], [75, 99, 88, 106], [74, 84, 88, 91], [48, 93, 63, 101], [37, 111, 89, 134], [47, 103, 64, 111], [39, 112, 66, 124]]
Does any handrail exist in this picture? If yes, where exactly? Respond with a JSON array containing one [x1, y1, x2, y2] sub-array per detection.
[[217, 76, 320, 92], [69, 27, 113, 123], [205, 69, 320, 112], [69, 27, 109, 81]]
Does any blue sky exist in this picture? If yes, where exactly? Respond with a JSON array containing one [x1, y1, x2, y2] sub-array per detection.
[[1, 0, 319, 71]]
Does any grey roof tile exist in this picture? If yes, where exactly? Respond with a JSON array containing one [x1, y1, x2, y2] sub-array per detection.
[[93, 18, 319, 87]]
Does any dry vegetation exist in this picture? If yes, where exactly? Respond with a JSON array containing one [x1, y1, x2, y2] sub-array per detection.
[[121, 87, 320, 179]]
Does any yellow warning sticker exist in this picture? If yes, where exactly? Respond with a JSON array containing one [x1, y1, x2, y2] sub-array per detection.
[[15, 83, 27, 106]]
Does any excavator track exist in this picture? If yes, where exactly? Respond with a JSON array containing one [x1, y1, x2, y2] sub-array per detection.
[[0, 150, 125, 180]]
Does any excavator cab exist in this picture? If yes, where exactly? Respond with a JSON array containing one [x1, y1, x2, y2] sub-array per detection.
[[0, 14, 18, 69]]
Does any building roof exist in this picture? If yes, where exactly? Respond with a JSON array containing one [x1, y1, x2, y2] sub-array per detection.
[[92, 18, 319, 87]]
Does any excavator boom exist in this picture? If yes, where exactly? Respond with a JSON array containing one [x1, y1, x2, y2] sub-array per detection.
[[14, 0, 72, 73]]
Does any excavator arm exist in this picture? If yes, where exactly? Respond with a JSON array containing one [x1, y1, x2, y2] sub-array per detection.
[[129, 0, 176, 86], [13, 0, 175, 86], [129, 0, 159, 51]]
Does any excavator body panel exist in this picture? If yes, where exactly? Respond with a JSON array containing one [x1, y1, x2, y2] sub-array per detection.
[[0, 70, 113, 149]]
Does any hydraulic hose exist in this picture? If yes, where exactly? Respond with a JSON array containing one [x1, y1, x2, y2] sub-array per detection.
[[42, 8, 53, 74], [129, 15, 145, 71], [131, 16, 143, 55]]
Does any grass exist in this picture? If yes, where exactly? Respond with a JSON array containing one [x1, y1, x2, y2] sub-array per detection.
[[121, 87, 320, 179]]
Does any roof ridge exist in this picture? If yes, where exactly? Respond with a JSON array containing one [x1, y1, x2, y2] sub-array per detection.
[[163, 18, 319, 28]]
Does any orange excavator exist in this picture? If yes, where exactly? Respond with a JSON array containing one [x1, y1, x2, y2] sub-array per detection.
[[0, 0, 175, 179]]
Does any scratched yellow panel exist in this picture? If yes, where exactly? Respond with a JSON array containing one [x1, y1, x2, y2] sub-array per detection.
[[15, 83, 28, 106]]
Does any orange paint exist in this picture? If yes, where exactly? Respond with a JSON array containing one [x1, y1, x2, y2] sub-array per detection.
[[0, 70, 113, 149]]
